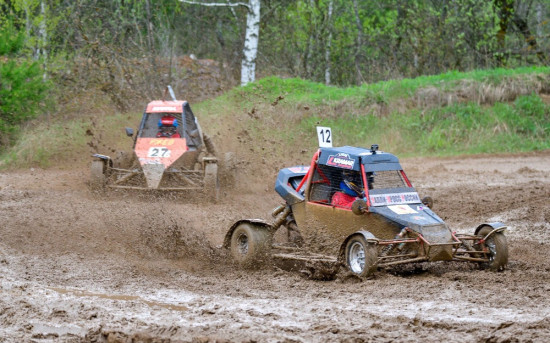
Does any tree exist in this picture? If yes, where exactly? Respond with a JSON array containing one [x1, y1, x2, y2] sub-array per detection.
[[179, 0, 261, 86], [494, 0, 548, 65], [0, 17, 50, 146]]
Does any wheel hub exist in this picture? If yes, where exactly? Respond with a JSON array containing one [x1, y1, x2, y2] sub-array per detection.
[[348, 241, 365, 273], [237, 233, 249, 255], [486, 239, 496, 262]]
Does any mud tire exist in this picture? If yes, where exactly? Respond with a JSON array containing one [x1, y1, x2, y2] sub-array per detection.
[[90, 160, 105, 190], [204, 163, 219, 202], [221, 152, 237, 186], [344, 235, 378, 278], [230, 223, 272, 269], [477, 227, 508, 271]]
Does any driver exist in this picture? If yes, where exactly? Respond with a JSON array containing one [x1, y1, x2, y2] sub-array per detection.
[[156, 115, 181, 138], [332, 170, 364, 209]]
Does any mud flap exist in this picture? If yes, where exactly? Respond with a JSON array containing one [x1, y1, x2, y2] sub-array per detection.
[[474, 222, 507, 237]]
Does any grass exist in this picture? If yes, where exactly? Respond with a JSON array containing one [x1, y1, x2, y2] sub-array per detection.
[[294, 93, 550, 156], [1, 66, 549, 169], [0, 111, 135, 169]]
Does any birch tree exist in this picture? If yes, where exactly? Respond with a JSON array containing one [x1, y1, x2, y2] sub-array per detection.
[[324, 0, 333, 85], [179, 0, 261, 86]]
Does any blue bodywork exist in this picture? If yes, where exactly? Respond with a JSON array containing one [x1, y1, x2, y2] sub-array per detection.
[[274, 166, 309, 206]]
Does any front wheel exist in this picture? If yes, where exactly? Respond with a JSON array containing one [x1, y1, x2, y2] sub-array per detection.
[[204, 163, 219, 202], [90, 160, 105, 190], [344, 235, 378, 277], [230, 223, 272, 268], [477, 227, 508, 271]]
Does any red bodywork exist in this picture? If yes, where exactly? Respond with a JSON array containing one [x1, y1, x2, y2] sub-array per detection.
[[135, 137, 188, 169], [136, 100, 188, 170]]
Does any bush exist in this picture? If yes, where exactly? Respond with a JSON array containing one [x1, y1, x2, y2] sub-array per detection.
[[0, 17, 50, 147]]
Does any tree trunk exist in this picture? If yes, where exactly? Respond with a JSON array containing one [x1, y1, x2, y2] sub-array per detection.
[[145, 0, 157, 94], [512, 11, 548, 64], [39, 1, 48, 79], [304, 0, 315, 78], [494, 0, 514, 67], [241, 0, 260, 86], [324, 0, 333, 86], [352, 0, 364, 84]]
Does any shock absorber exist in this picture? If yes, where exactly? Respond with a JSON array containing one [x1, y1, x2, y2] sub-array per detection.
[[203, 133, 218, 156], [381, 227, 408, 256], [271, 205, 291, 230], [271, 204, 285, 217]]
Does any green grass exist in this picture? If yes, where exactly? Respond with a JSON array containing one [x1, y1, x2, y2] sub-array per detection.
[[0, 119, 90, 169], [0, 112, 134, 169], [294, 93, 550, 156], [197, 67, 550, 158], [1, 66, 549, 169]]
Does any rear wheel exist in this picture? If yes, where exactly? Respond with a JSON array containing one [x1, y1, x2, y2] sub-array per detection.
[[222, 152, 237, 186], [90, 160, 105, 190], [204, 163, 219, 202], [230, 223, 272, 268], [477, 227, 508, 271], [344, 235, 378, 277]]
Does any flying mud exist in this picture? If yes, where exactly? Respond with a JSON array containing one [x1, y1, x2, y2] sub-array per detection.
[[1, 152, 549, 342]]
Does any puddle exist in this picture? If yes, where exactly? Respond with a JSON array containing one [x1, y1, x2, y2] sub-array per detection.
[[49, 287, 188, 311], [31, 323, 86, 337]]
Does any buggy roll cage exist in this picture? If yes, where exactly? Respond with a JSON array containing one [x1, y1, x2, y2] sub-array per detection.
[[295, 149, 415, 210]]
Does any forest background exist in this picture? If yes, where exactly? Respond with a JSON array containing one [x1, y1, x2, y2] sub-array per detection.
[[0, 0, 549, 165]]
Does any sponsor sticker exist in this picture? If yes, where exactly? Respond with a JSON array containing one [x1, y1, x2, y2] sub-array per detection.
[[288, 166, 309, 173], [326, 152, 355, 169], [150, 138, 176, 146], [388, 205, 418, 215], [152, 106, 177, 112], [369, 192, 421, 206], [139, 158, 162, 164]]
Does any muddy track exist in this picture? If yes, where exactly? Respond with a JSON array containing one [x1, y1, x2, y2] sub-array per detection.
[[1, 152, 549, 342]]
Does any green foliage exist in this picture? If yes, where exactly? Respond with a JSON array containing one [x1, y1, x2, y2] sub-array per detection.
[[0, 19, 25, 55], [0, 16, 50, 146]]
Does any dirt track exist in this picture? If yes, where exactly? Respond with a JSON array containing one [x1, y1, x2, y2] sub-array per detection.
[[1, 151, 550, 342]]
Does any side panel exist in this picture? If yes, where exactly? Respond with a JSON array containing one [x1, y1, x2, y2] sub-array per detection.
[[300, 202, 401, 256]]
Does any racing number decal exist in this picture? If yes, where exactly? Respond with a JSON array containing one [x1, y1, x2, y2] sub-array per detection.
[[147, 147, 171, 157], [317, 126, 332, 148]]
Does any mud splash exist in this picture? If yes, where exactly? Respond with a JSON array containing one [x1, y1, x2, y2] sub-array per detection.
[[1, 152, 550, 342]]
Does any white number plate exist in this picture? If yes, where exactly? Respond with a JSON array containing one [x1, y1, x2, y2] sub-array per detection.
[[147, 147, 171, 157], [316, 126, 332, 148]]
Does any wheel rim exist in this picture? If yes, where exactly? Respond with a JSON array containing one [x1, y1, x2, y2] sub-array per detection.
[[486, 238, 496, 262], [348, 241, 365, 273], [236, 233, 249, 255]]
